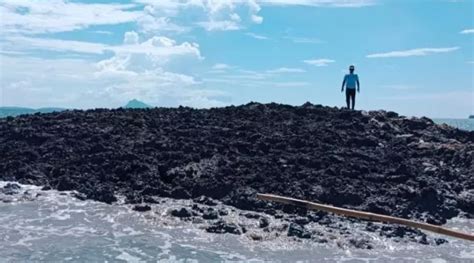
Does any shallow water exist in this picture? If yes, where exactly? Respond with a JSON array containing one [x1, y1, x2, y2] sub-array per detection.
[[1, 182, 473, 262]]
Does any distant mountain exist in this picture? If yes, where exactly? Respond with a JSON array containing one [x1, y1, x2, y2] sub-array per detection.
[[0, 107, 66, 118], [469, 115, 474, 119], [124, 99, 151, 109]]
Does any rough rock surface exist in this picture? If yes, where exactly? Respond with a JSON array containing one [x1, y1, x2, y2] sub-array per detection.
[[1, 102, 473, 227]]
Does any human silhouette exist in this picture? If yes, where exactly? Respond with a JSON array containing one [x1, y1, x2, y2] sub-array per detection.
[[341, 65, 360, 110]]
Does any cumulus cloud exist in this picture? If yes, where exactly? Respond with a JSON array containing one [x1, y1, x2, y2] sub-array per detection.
[[123, 31, 140, 45], [367, 47, 460, 58], [0, 0, 141, 34], [135, 0, 263, 32], [303, 58, 335, 66]]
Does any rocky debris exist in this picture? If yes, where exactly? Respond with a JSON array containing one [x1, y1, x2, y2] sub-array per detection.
[[1, 183, 22, 195], [73, 192, 87, 201], [348, 238, 373, 249], [457, 190, 474, 216], [194, 196, 219, 206], [133, 204, 151, 212], [0, 102, 472, 230], [202, 209, 219, 220], [206, 220, 242, 235], [287, 223, 312, 239], [171, 207, 193, 218], [259, 217, 270, 228]]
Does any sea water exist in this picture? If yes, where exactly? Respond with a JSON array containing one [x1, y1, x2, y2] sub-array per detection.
[[1, 182, 473, 262], [433, 119, 474, 131]]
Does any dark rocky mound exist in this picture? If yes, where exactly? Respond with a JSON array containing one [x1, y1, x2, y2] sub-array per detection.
[[1, 102, 473, 225]]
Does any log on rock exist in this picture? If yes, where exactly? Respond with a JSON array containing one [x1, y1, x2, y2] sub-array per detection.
[[257, 193, 474, 242]]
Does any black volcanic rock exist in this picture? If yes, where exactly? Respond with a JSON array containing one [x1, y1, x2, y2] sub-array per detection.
[[206, 220, 242, 235], [171, 207, 193, 218], [0, 102, 473, 226], [133, 204, 152, 212], [1, 183, 21, 195]]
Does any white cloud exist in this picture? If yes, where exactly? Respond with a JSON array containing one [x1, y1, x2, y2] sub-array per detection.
[[251, 14, 264, 24], [133, 0, 372, 32], [460, 29, 474, 34], [303, 58, 335, 66], [0, 55, 98, 108], [123, 31, 140, 45], [0, 0, 142, 34], [135, 0, 263, 32], [0, 30, 221, 108], [4, 36, 108, 54], [266, 67, 306, 73], [1, 52, 225, 108], [258, 0, 376, 7], [138, 9, 190, 34], [213, 63, 233, 70], [3, 34, 202, 59], [93, 30, 113, 35], [367, 47, 460, 58], [1, 0, 376, 36], [285, 36, 323, 44], [246, 32, 269, 40], [196, 20, 241, 31]]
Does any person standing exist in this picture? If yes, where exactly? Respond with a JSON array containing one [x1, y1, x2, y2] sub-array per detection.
[[341, 65, 360, 110]]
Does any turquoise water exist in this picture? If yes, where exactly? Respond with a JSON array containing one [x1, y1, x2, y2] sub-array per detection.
[[433, 119, 474, 131]]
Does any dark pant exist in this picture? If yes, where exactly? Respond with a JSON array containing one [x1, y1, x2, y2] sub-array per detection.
[[346, 89, 356, 110]]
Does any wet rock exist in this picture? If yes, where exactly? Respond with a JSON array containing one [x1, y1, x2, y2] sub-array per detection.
[[349, 238, 373, 249], [133, 204, 151, 212], [171, 208, 193, 218], [192, 204, 204, 213], [218, 209, 229, 216], [1, 183, 21, 195], [457, 190, 474, 214], [194, 196, 218, 206], [73, 192, 87, 201], [248, 233, 263, 241], [435, 238, 448, 245], [243, 213, 260, 219], [206, 220, 242, 235], [365, 222, 379, 232], [287, 223, 311, 239], [86, 185, 116, 204], [293, 217, 310, 226], [202, 209, 219, 220], [259, 218, 270, 228]]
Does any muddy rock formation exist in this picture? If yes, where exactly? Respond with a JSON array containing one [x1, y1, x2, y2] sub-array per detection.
[[1, 103, 473, 228]]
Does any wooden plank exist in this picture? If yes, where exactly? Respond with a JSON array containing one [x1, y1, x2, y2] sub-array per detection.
[[257, 193, 474, 242]]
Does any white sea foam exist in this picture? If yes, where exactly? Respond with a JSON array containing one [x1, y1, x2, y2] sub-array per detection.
[[0, 180, 473, 262]]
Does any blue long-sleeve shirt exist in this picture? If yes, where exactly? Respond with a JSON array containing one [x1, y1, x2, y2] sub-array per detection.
[[342, 74, 360, 90]]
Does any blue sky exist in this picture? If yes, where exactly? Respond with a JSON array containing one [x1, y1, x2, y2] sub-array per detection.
[[0, 0, 473, 118]]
